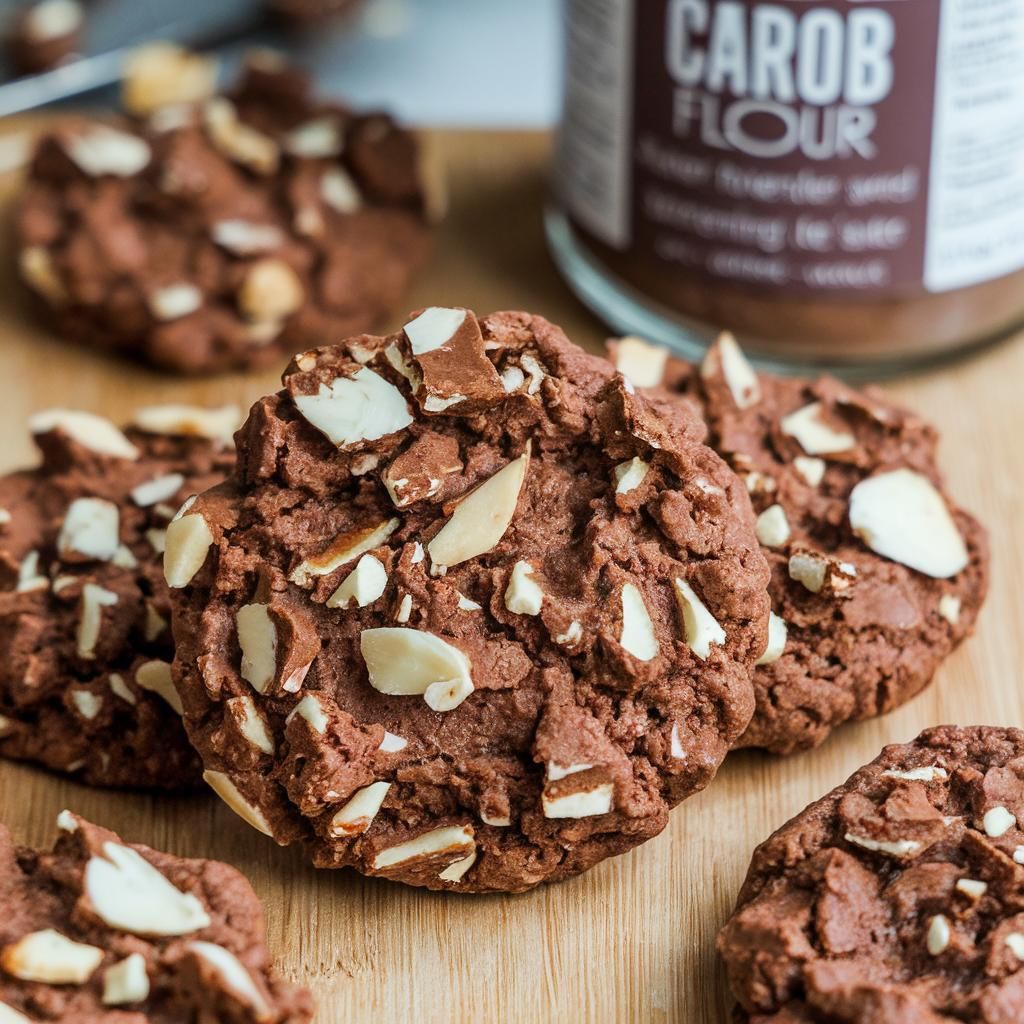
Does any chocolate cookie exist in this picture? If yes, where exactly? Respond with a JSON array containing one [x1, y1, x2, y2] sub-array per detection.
[[16, 48, 432, 375], [611, 336, 988, 755], [0, 811, 312, 1022], [6, 0, 83, 76], [167, 307, 771, 893], [0, 405, 236, 789], [718, 726, 1024, 1023]]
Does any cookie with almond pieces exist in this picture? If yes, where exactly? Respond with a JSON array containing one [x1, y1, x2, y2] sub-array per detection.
[[0, 405, 236, 789], [718, 726, 1024, 1023], [610, 335, 989, 755], [0, 812, 312, 1023], [167, 307, 771, 892]]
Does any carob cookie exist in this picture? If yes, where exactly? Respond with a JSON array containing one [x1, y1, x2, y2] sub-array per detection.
[[167, 307, 771, 893], [16, 47, 433, 374], [0, 404, 236, 789], [718, 726, 1024, 1023], [6, 0, 84, 76], [611, 335, 988, 755], [0, 811, 312, 1022]]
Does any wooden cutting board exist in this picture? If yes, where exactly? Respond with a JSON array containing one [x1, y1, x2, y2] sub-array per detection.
[[0, 125, 1021, 1023]]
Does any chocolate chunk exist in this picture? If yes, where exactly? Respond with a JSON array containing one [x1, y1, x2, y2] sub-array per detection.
[[168, 308, 771, 893]]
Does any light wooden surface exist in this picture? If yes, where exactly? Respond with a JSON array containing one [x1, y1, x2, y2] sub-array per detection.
[[0, 126, 1020, 1024]]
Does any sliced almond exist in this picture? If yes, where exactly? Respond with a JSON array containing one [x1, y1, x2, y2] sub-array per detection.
[[147, 281, 202, 321], [64, 127, 150, 177], [211, 219, 284, 256], [285, 115, 343, 157], [102, 952, 150, 1006], [755, 611, 788, 666], [203, 770, 274, 837], [673, 578, 726, 659], [701, 332, 760, 408], [131, 472, 185, 508], [755, 504, 791, 548], [330, 781, 391, 837], [238, 259, 304, 324], [132, 404, 239, 445], [326, 554, 388, 609], [780, 402, 855, 456], [187, 942, 272, 1020], [163, 512, 213, 588], [135, 660, 183, 714], [0, 929, 103, 984], [122, 43, 217, 116], [612, 336, 668, 388], [849, 468, 969, 579], [794, 456, 826, 488], [57, 497, 120, 562], [427, 451, 529, 567], [293, 368, 412, 448], [77, 583, 118, 659], [85, 840, 210, 935], [227, 695, 274, 755], [321, 167, 362, 213], [619, 583, 659, 661], [360, 627, 473, 710], [938, 594, 961, 624], [16, 551, 47, 593], [504, 560, 543, 616], [290, 519, 398, 587], [204, 97, 278, 175], [542, 783, 615, 819], [403, 307, 466, 355], [614, 457, 649, 495], [19, 246, 67, 305], [372, 824, 474, 871], [236, 604, 277, 694], [286, 694, 329, 734], [438, 850, 477, 883], [29, 409, 139, 459], [71, 690, 102, 720]]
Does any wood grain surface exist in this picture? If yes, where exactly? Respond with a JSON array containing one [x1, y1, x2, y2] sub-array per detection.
[[0, 125, 1020, 1023]]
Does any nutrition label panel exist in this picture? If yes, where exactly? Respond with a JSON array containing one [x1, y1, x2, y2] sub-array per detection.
[[925, 0, 1024, 291], [555, 0, 634, 249]]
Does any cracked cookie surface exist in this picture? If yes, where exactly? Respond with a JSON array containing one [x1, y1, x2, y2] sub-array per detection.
[[0, 406, 234, 789], [168, 308, 770, 893], [718, 726, 1024, 1024], [0, 813, 312, 1023], [612, 336, 988, 755], [16, 51, 432, 375]]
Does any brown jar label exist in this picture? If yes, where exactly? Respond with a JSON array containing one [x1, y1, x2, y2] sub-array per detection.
[[556, 0, 1024, 297]]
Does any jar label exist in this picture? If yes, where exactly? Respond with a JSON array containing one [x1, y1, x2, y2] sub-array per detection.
[[555, 0, 1024, 296]]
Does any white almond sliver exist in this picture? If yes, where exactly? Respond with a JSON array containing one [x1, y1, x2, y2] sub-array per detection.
[[0, 929, 103, 984], [77, 583, 118, 659], [29, 409, 139, 460], [85, 842, 210, 936], [620, 583, 659, 661], [755, 611, 788, 666], [163, 513, 213, 588], [131, 472, 185, 507], [326, 554, 388, 609], [135, 659, 183, 714], [294, 368, 412, 449], [58, 497, 120, 562], [849, 468, 969, 579], [188, 942, 272, 1020], [360, 628, 473, 710], [673, 578, 726, 660], [132, 404, 239, 445], [614, 457, 649, 495], [612, 336, 668, 388], [330, 781, 391, 837], [237, 604, 277, 694], [702, 332, 760, 409], [372, 825, 474, 870], [844, 832, 922, 858], [542, 783, 614, 819], [290, 519, 399, 586], [102, 952, 150, 1006], [203, 770, 274, 837], [427, 451, 529, 567], [404, 307, 467, 355], [755, 504, 790, 548], [504, 560, 543, 615], [780, 402, 855, 456]]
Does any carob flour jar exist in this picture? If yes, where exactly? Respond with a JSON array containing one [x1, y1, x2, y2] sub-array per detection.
[[547, 0, 1024, 374]]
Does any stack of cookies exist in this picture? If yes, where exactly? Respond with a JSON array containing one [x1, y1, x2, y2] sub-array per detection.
[[0, 40, 1010, 1024]]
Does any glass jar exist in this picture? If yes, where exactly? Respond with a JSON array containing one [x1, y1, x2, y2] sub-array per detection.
[[547, 0, 1024, 375]]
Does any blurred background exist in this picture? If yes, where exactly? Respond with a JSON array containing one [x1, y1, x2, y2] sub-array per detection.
[[0, 0, 561, 124]]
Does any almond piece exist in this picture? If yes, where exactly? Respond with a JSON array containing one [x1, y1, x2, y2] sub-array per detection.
[[620, 583, 659, 661], [188, 942, 272, 1020], [755, 504, 791, 548], [673, 578, 726, 659], [290, 519, 399, 586], [132, 404, 239, 444], [85, 840, 210, 935], [427, 450, 529, 567], [755, 611, 788, 666], [57, 497, 120, 562], [372, 824, 474, 871], [29, 409, 139, 459], [403, 307, 466, 355], [64, 127, 151, 177], [849, 468, 969, 578], [0, 929, 103, 984], [326, 554, 388, 609], [542, 782, 615, 819], [702, 332, 760, 408], [77, 583, 118, 659], [131, 472, 185, 508], [330, 782, 391, 837], [134, 660, 183, 714], [611, 336, 668, 388], [780, 402, 855, 456], [163, 512, 213, 588], [504, 560, 543, 615], [360, 627, 473, 710], [238, 259, 305, 323], [293, 368, 412, 448], [203, 770, 274, 837], [236, 604, 277, 693], [102, 952, 150, 1005], [122, 43, 217, 116], [614, 457, 649, 495]]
